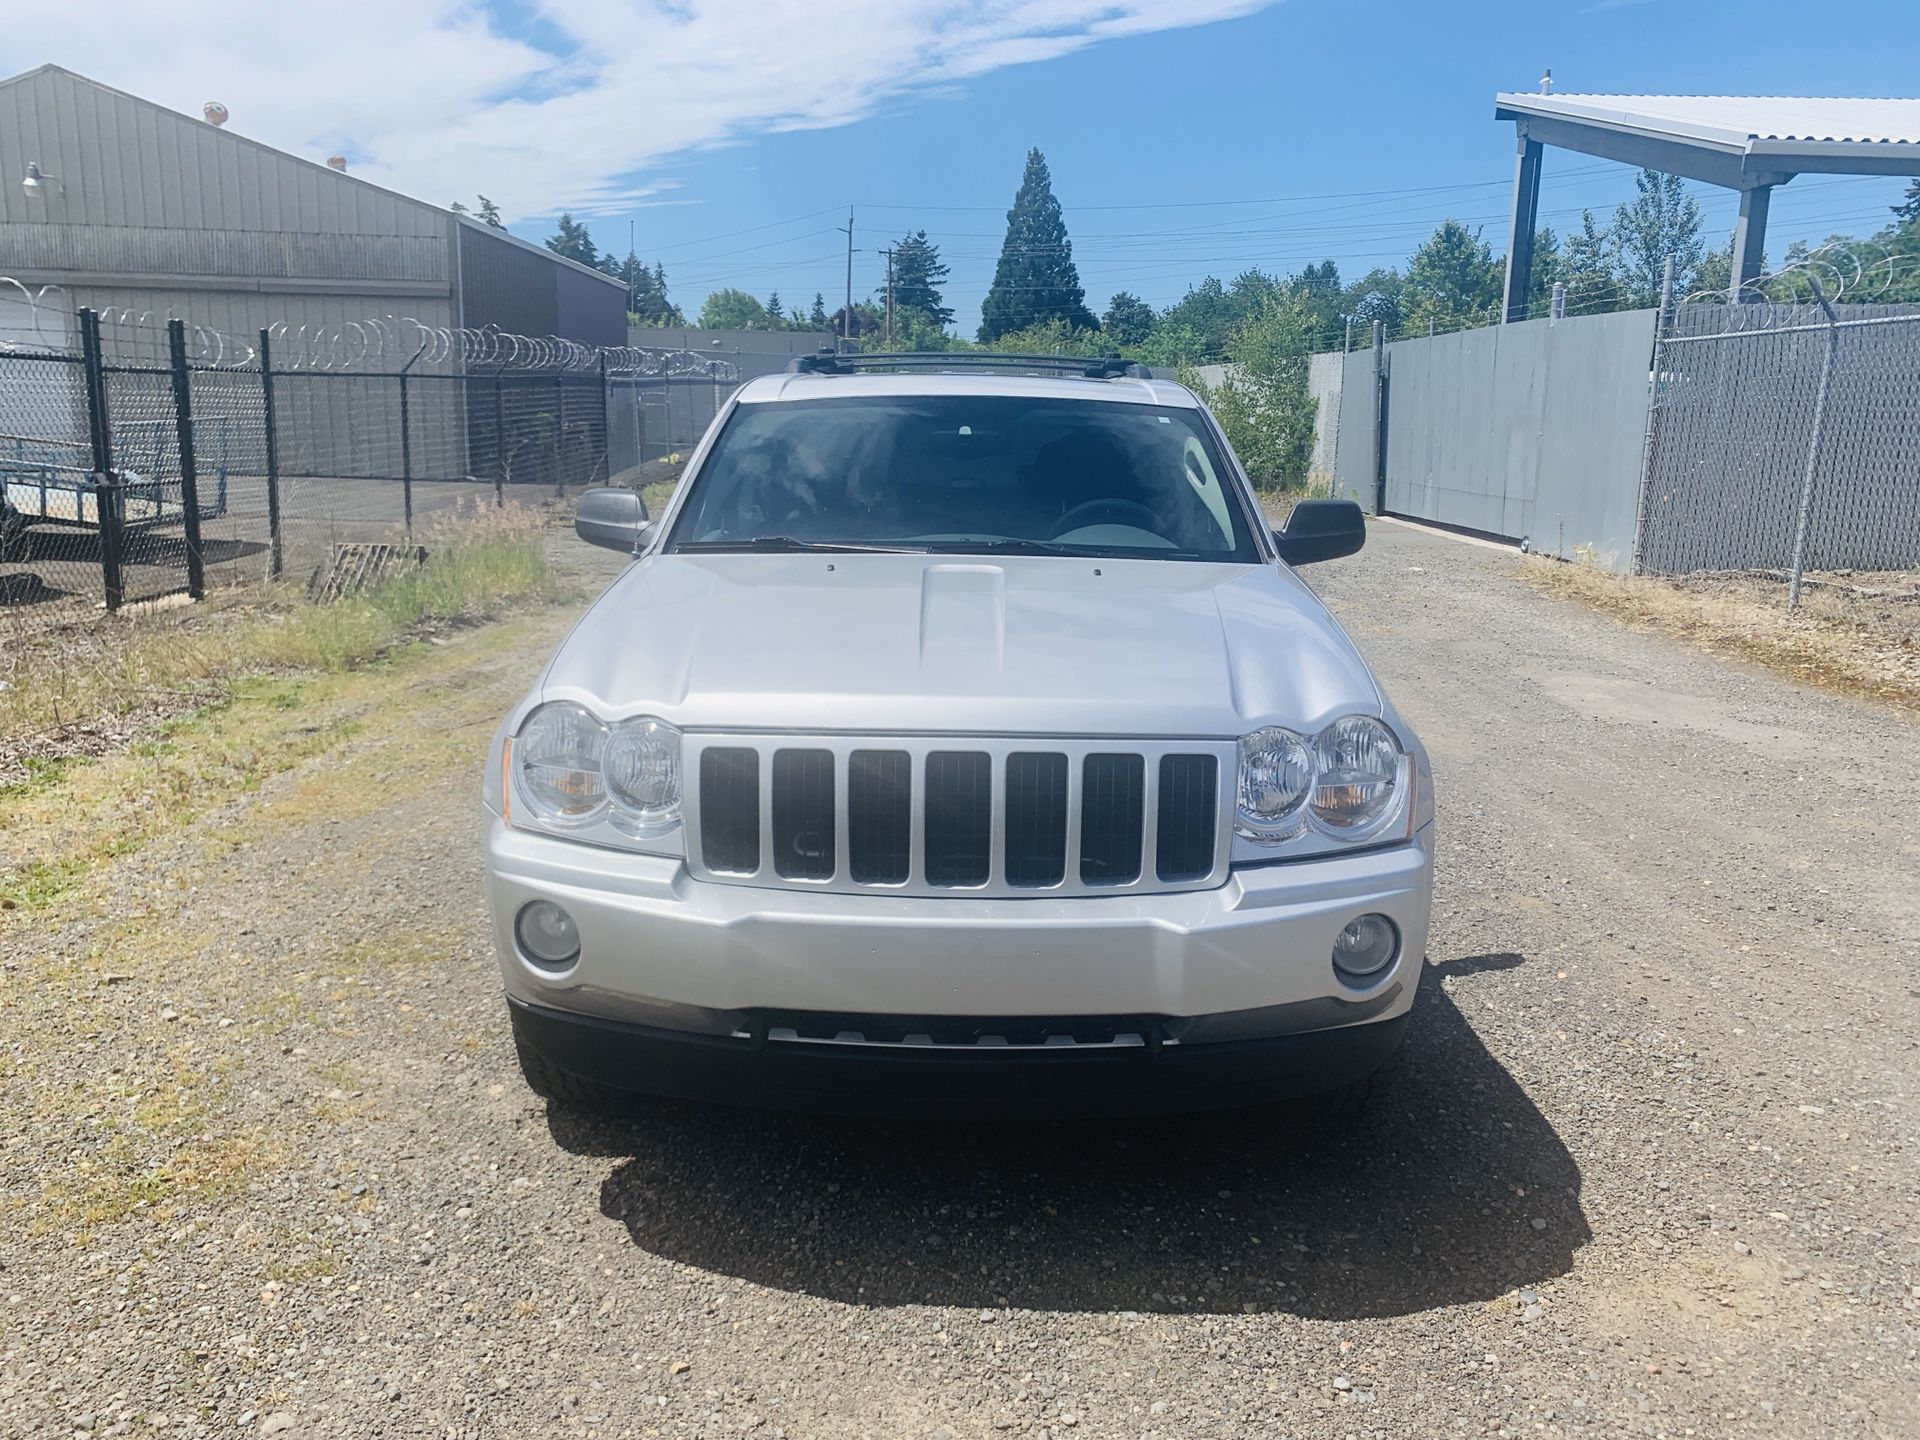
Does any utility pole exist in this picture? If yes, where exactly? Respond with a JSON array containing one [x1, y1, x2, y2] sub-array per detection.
[[838, 208, 855, 347], [880, 246, 896, 346]]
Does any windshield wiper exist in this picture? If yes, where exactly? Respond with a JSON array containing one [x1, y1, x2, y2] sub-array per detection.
[[677, 535, 924, 555]]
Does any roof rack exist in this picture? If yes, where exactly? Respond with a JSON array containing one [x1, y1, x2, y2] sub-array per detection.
[[786, 348, 1148, 379]]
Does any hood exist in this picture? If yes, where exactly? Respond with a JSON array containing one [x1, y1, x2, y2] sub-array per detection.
[[539, 553, 1380, 736]]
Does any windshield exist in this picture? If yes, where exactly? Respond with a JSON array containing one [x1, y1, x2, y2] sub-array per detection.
[[665, 394, 1262, 562]]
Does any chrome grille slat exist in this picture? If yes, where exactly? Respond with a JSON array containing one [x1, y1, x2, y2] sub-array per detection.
[[685, 734, 1232, 899]]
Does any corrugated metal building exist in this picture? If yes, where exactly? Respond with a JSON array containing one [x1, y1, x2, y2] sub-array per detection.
[[0, 63, 626, 354]]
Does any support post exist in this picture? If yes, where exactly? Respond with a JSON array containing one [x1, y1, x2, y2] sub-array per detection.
[[258, 328, 284, 578], [492, 373, 507, 506], [397, 373, 414, 535], [1787, 278, 1840, 610], [1550, 282, 1567, 322], [79, 308, 123, 611], [1502, 132, 1543, 323], [166, 319, 206, 599], [554, 372, 566, 497], [1371, 319, 1388, 517], [1730, 184, 1774, 304]]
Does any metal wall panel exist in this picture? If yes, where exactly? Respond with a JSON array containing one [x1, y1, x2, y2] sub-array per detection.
[[1306, 351, 1344, 489], [1380, 309, 1656, 568], [0, 66, 446, 239], [458, 222, 626, 344], [1333, 349, 1378, 509]]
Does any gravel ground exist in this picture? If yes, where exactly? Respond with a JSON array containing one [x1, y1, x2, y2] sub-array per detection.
[[3, 522, 1916, 1438]]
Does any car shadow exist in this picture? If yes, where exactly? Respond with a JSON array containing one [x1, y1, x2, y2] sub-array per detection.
[[548, 967, 1587, 1320]]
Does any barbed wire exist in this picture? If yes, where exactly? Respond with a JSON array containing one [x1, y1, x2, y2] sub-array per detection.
[[0, 279, 739, 380], [1677, 241, 1920, 330]]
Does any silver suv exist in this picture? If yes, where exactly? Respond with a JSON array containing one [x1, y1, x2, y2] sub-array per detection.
[[483, 354, 1434, 1115]]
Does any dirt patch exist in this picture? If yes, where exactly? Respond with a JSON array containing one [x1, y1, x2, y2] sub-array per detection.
[[1517, 557, 1920, 713]]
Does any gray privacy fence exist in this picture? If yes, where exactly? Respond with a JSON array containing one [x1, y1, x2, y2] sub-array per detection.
[[2, 303, 737, 626], [1323, 296, 1920, 595]]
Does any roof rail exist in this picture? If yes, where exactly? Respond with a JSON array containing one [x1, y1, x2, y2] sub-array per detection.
[[786, 348, 1147, 379]]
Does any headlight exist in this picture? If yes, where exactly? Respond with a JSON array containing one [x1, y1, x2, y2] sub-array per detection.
[[1235, 726, 1314, 840], [1310, 715, 1401, 833], [509, 703, 682, 853], [1236, 714, 1407, 849], [604, 717, 681, 835], [517, 701, 608, 825]]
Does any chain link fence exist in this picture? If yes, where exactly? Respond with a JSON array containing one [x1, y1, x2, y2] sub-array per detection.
[[1635, 304, 1920, 599], [2, 302, 738, 630]]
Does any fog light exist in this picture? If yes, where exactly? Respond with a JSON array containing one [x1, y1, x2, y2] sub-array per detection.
[[515, 900, 580, 968], [1332, 912, 1398, 979]]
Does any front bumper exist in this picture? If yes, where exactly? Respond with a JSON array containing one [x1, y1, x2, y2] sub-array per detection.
[[508, 989, 1416, 1115], [485, 815, 1433, 1104]]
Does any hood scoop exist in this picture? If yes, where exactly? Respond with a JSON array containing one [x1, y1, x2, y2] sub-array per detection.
[[917, 564, 1005, 674]]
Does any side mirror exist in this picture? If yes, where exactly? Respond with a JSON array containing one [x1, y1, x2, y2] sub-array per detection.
[[1273, 498, 1365, 566], [575, 487, 653, 554]]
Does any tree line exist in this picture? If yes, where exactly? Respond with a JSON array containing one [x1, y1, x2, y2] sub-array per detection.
[[492, 157, 1920, 489]]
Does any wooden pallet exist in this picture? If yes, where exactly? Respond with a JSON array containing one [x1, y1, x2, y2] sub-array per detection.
[[308, 543, 427, 602]]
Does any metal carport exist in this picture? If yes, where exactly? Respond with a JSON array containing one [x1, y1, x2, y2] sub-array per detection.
[[1493, 93, 1920, 318]]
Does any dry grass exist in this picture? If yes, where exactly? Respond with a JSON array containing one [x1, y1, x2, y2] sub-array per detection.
[[1519, 558, 1920, 714], [0, 501, 569, 789]]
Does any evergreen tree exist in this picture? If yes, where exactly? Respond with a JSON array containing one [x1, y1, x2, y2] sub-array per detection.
[[1895, 178, 1920, 225], [764, 291, 786, 329], [616, 254, 681, 326], [545, 213, 599, 267], [449, 200, 469, 215], [978, 149, 1096, 342], [1612, 169, 1705, 306], [887, 231, 954, 328], [1401, 220, 1503, 333], [476, 196, 505, 229], [1101, 292, 1156, 346], [809, 293, 829, 330]]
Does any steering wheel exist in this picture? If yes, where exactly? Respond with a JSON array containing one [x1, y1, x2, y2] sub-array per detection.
[[1046, 498, 1162, 540]]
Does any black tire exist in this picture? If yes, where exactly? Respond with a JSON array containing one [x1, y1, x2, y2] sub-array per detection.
[[512, 1029, 628, 1115]]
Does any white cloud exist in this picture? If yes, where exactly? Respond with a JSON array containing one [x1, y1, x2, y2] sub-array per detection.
[[2, 0, 1274, 224]]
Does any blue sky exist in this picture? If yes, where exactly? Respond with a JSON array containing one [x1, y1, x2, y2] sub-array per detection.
[[11, 1, 1918, 334], [534, 0, 1919, 331]]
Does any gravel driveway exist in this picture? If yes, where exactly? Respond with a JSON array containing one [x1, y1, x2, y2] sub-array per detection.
[[3, 522, 1915, 1438]]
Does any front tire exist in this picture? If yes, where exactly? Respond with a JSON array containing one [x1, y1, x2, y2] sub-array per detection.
[[511, 1018, 627, 1115]]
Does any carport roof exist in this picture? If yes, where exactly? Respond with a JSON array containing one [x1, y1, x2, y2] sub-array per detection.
[[1493, 93, 1920, 183]]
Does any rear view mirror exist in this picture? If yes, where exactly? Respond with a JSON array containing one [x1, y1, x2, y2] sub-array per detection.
[[575, 487, 653, 554], [1273, 498, 1365, 566]]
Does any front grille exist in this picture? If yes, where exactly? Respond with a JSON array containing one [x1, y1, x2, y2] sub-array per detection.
[[689, 736, 1227, 897], [847, 749, 911, 884], [699, 747, 759, 873], [1080, 753, 1145, 885], [1004, 752, 1068, 887], [772, 748, 835, 880], [924, 751, 992, 886], [1156, 753, 1218, 882]]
